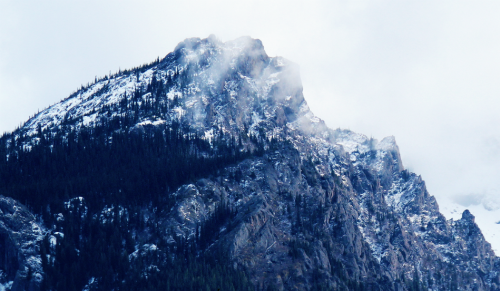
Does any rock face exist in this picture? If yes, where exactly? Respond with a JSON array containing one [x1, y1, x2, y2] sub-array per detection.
[[1, 36, 499, 290], [0, 196, 44, 291]]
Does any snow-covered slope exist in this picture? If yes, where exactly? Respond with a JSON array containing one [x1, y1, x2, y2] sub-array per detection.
[[15, 35, 312, 151]]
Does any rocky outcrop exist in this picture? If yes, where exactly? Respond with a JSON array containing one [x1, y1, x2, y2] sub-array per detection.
[[0, 196, 44, 291], [156, 127, 500, 290]]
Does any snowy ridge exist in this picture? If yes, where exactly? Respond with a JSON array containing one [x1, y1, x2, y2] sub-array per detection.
[[14, 36, 315, 153], [23, 71, 151, 136]]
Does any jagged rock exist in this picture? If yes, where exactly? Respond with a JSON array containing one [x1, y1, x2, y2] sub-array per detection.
[[0, 196, 44, 291]]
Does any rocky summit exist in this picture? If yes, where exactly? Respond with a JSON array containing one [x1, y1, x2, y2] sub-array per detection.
[[0, 36, 499, 291]]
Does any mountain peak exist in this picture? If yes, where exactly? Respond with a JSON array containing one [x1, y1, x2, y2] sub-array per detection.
[[171, 35, 268, 67], [461, 209, 476, 222], [13, 35, 315, 151]]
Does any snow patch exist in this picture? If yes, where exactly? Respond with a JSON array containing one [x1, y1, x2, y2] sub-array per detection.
[[204, 128, 214, 143], [173, 107, 186, 119], [0, 281, 13, 291], [167, 89, 183, 100], [136, 119, 166, 127], [82, 114, 98, 126], [185, 99, 197, 108]]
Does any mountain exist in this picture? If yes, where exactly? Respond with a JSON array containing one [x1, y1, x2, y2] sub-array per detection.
[[0, 35, 499, 291], [440, 194, 500, 256]]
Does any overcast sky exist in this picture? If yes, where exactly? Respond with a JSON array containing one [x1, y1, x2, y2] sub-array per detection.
[[1, 1, 500, 220]]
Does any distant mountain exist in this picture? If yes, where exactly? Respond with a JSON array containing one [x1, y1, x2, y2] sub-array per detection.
[[0, 35, 499, 291]]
